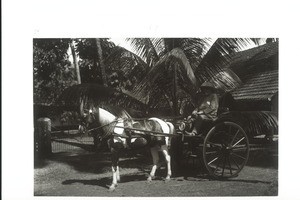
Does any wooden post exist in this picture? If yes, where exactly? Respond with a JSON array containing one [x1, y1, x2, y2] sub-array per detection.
[[36, 118, 52, 158]]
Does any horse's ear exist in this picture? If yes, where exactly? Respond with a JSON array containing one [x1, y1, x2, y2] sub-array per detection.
[[132, 122, 141, 129], [88, 106, 97, 114], [144, 121, 151, 129], [145, 120, 156, 130]]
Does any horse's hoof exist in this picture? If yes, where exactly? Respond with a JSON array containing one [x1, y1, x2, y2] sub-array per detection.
[[108, 184, 117, 192], [147, 177, 152, 183], [165, 176, 171, 182]]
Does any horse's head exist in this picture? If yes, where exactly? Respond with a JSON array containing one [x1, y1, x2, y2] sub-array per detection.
[[79, 107, 98, 133], [178, 116, 194, 132]]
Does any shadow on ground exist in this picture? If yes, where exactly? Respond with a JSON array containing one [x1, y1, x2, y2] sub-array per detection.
[[35, 141, 278, 176], [35, 149, 153, 174], [247, 149, 278, 168], [62, 174, 148, 189]]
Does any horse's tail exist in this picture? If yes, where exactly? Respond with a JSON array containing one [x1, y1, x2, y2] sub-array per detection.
[[166, 122, 175, 147]]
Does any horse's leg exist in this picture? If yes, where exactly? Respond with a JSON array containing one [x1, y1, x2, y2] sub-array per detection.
[[147, 146, 159, 182], [161, 145, 172, 181], [116, 166, 120, 182], [108, 138, 122, 191], [109, 149, 120, 191]]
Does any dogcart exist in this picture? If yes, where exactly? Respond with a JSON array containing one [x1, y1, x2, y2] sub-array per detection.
[[111, 114, 250, 179], [169, 116, 250, 179], [168, 110, 278, 179], [84, 107, 277, 179]]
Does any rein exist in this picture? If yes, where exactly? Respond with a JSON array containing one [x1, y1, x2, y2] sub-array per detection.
[[86, 119, 122, 132]]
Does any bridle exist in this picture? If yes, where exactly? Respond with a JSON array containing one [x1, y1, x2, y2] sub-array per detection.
[[79, 108, 127, 138]]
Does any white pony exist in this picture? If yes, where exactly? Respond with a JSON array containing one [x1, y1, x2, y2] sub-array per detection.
[[82, 106, 174, 191]]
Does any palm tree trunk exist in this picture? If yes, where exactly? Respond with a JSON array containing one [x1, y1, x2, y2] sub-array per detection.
[[70, 40, 81, 84], [173, 63, 178, 115], [95, 38, 108, 86]]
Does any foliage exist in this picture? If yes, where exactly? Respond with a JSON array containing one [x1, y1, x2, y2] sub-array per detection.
[[104, 46, 149, 91], [33, 38, 77, 105], [115, 38, 261, 115], [33, 38, 150, 116], [75, 39, 148, 92], [34, 37, 271, 117], [57, 83, 148, 112], [74, 38, 116, 85], [217, 111, 278, 139]]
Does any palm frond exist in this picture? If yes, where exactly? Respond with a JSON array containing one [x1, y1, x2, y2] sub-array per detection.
[[178, 38, 211, 69], [104, 46, 149, 87], [131, 47, 201, 112], [217, 111, 278, 138], [196, 38, 256, 83], [55, 83, 148, 112], [156, 48, 197, 85], [250, 38, 264, 45], [106, 46, 147, 66], [126, 38, 160, 67], [133, 48, 198, 99], [201, 68, 242, 92], [150, 38, 165, 57]]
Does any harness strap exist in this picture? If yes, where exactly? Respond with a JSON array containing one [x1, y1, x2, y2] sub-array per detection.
[[87, 119, 122, 132]]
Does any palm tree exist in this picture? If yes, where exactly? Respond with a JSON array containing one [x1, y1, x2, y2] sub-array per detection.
[[110, 38, 261, 115], [70, 39, 81, 84], [58, 39, 153, 115], [95, 38, 108, 86], [75, 38, 116, 85]]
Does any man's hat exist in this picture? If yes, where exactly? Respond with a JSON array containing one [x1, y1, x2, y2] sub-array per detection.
[[197, 82, 224, 95]]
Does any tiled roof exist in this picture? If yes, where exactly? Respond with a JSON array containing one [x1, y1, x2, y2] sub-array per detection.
[[229, 42, 278, 101], [231, 69, 278, 100]]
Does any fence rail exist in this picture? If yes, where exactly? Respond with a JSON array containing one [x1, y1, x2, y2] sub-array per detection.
[[50, 129, 95, 153]]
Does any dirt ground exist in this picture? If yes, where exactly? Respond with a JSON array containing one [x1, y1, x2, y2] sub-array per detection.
[[34, 146, 278, 197]]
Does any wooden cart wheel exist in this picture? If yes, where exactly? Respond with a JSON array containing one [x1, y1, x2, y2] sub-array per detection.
[[203, 121, 249, 178]]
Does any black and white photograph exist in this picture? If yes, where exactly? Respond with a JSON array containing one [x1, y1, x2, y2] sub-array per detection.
[[2, 0, 300, 199], [33, 38, 278, 196]]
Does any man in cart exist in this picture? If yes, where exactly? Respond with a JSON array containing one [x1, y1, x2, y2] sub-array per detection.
[[186, 83, 220, 136]]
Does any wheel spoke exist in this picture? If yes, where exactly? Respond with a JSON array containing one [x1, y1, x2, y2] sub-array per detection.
[[231, 146, 248, 152], [232, 152, 246, 160], [228, 156, 233, 175], [232, 137, 245, 147], [221, 155, 226, 176], [205, 150, 219, 155], [231, 155, 241, 170], [204, 122, 249, 178], [213, 157, 222, 174], [208, 156, 219, 165], [206, 141, 222, 148], [230, 129, 240, 146]]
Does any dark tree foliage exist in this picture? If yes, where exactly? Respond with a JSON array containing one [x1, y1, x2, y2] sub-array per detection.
[[33, 38, 147, 107], [74, 38, 116, 85], [125, 38, 263, 115], [33, 38, 77, 105], [74, 38, 147, 92]]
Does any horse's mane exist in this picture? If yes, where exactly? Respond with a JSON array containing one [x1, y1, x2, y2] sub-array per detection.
[[100, 104, 132, 119]]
